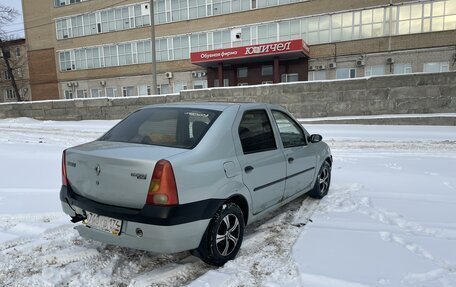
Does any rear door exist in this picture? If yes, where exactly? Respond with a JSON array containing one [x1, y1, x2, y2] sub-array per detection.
[[235, 108, 286, 214], [271, 110, 317, 199]]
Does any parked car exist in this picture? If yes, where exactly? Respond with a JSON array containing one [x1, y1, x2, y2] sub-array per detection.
[[60, 102, 332, 266]]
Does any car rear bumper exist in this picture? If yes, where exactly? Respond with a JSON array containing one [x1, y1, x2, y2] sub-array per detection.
[[60, 185, 221, 253]]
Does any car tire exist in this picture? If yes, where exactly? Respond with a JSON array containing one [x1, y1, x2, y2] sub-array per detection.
[[309, 161, 331, 199], [193, 202, 245, 266]]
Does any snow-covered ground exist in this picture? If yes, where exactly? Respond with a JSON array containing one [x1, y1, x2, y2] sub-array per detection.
[[0, 118, 455, 287]]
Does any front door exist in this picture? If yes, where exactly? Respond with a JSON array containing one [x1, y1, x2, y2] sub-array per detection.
[[236, 109, 286, 214]]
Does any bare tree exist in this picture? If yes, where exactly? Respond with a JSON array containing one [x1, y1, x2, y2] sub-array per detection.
[[0, 5, 22, 102]]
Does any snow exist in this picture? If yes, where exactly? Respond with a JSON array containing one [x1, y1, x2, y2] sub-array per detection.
[[1, 117, 456, 286]]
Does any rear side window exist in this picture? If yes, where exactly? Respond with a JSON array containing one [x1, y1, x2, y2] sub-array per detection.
[[238, 110, 276, 154], [100, 107, 221, 149]]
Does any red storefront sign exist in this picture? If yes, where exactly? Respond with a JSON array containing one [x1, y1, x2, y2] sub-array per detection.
[[190, 39, 309, 64]]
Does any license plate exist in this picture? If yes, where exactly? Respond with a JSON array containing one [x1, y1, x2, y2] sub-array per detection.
[[85, 211, 122, 236]]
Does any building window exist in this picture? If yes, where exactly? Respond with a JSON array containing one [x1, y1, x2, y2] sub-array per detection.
[[3, 70, 11, 80], [118, 43, 133, 66], [174, 82, 187, 93], [336, 68, 356, 79], [4, 89, 15, 100], [281, 73, 299, 82], [158, 84, 170, 95], [364, 65, 385, 76], [91, 88, 103, 98], [122, 86, 135, 97], [308, 70, 326, 81], [138, 85, 151, 96], [103, 45, 118, 67], [76, 89, 88, 98], [423, 62, 449, 73], [261, 65, 273, 76], [173, 36, 190, 60], [190, 33, 208, 52], [15, 47, 20, 57], [106, 87, 117, 97], [54, 0, 87, 7], [393, 63, 413, 74], [214, 79, 229, 87], [64, 90, 73, 99], [237, 67, 248, 78], [137, 40, 152, 64], [193, 80, 207, 89]]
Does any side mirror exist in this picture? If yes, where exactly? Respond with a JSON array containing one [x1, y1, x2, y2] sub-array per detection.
[[309, 134, 322, 143]]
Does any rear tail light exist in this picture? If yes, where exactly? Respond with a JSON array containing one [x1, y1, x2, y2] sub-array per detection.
[[62, 150, 69, 186], [146, 160, 179, 205]]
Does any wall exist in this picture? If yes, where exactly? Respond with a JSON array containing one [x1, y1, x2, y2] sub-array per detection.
[[0, 72, 455, 125]]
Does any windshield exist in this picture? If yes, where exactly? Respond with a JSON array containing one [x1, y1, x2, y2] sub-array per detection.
[[100, 107, 221, 149]]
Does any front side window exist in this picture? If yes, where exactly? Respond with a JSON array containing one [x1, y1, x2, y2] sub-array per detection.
[[272, 110, 306, 148], [100, 108, 221, 149], [238, 110, 276, 154]]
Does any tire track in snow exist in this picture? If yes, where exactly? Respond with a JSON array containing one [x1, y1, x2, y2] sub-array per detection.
[[0, 194, 322, 287], [322, 183, 456, 285]]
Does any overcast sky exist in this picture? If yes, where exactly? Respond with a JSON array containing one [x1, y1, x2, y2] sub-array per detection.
[[0, 0, 25, 38]]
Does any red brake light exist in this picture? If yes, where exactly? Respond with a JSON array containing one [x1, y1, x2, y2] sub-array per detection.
[[146, 160, 179, 205], [62, 150, 68, 186]]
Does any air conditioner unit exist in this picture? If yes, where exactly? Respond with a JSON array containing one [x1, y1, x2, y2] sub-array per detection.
[[319, 65, 326, 70], [386, 58, 394, 64], [165, 72, 173, 79], [191, 71, 198, 78], [356, 60, 365, 67], [309, 65, 316, 71], [329, 62, 337, 69]]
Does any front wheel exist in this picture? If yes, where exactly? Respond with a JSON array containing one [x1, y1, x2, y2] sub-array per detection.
[[193, 202, 245, 266], [309, 161, 331, 199]]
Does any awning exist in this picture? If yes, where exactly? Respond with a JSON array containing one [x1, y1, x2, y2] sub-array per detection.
[[190, 39, 310, 67]]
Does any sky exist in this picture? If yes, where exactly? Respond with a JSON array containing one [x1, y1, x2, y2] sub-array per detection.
[[0, 0, 25, 38]]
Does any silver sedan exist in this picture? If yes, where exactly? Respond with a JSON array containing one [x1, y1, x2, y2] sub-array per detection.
[[60, 102, 332, 266]]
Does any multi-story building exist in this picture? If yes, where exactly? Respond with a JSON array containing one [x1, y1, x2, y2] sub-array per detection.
[[0, 38, 31, 102], [22, 0, 456, 100]]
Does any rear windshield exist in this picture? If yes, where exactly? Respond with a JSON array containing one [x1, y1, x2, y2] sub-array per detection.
[[100, 107, 221, 149]]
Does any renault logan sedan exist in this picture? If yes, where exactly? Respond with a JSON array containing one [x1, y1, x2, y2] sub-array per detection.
[[60, 102, 332, 266]]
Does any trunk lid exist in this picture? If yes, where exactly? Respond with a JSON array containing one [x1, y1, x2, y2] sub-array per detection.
[[65, 141, 186, 209]]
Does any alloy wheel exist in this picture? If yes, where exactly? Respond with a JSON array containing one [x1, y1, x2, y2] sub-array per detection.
[[215, 214, 240, 256], [318, 166, 330, 194]]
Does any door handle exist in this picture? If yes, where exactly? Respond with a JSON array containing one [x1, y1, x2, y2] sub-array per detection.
[[244, 166, 254, 173], [288, 157, 294, 163]]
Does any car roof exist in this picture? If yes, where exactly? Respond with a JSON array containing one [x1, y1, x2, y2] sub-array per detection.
[[141, 102, 284, 112]]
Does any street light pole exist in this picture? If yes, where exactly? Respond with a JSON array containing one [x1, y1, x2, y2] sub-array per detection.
[[149, 0, 157, 95]]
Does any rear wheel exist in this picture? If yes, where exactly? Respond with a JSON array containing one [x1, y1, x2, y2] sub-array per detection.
[[309, 161, 331, 199], [193, 202, 244, 266]]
